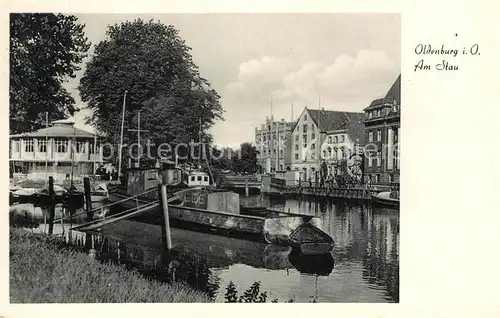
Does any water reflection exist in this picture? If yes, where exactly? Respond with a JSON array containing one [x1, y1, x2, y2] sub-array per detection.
[[53, 194, 398, 303]]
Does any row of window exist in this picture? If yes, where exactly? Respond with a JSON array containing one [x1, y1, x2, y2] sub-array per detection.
[[367, 128, 399, 143], [13, 139, 96, 154], [259, 149, 284, 156], [366, 104, 399, 120], [257, 133, 285, 142], [189, 176, 209, 182]]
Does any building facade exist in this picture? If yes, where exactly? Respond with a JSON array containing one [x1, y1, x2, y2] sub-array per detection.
[[9, 119, 104, 180], [363, 75, 401, 186], [254, 116, 293, 173], [320, 120, 365, 182], [290, 107, 365, 182]]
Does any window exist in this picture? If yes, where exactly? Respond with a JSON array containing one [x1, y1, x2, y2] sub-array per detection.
[[295, 144, 299, 151], [341, 147, 345, 159], [328, 136, 332, 143], [13, 141, 20, 153], [38, 140, 47, 153], [204, 176, 209, 182], [377, 151, 381, 166], [323, 150, 327, 159], [311, 133, 315, 139], [377, 130, 382, 142], [25, 140, 34, 152], [190, 176, 196, 182], [199, 195, 205, 204], [303, 135, 307, 143], [340, 135, 345, 143], [55, 139, 68, 153], [295, 154, 299, 160], [263, 135, 266, 141], [185, 194, 191, 202], [295, 135, 299, 141], [303, 124, 308, 133], [89, 142, 95, 154], [304, 114, 308, 121], [197, 176, 202, 181], [75, 141, 85, 153], [311, 125, 315, 132], [311, 143, 315, 150], [368, 131, 374, 142], [192, 194, 198, 203]]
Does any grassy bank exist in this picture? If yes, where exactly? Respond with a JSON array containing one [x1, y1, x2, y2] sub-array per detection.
[[9, 228, 211, 303]]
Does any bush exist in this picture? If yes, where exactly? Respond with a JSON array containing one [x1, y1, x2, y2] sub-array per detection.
[[9, 229, 210, 303]]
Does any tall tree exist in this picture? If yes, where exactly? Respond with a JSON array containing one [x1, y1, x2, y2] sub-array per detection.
[[79, 19, 224, 165], [231, 143, 260, 173], [10, 13, 90, 134]]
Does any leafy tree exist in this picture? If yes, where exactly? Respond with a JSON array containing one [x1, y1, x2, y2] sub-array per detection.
[[231, 142, 260, 173], [9, 13, 90, 134], [79, 19, 224, 166]]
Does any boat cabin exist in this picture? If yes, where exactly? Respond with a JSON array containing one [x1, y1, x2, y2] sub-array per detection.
[[186, 171, 211, 187], [179, 188, 240, 214]]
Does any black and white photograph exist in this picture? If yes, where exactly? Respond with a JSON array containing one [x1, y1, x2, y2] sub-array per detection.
[[8, 13, 401, 303]]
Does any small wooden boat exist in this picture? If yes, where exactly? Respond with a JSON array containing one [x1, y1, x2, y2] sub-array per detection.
[[289, 222, 334, 255]]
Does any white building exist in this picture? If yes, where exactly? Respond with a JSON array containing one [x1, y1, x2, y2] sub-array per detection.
[[9, 119, 104, 180], [290, 107, 365, 182]]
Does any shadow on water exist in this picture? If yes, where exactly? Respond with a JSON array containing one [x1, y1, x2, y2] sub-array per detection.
[[62, 225, 336, 301], [263, 195, 399, 302]]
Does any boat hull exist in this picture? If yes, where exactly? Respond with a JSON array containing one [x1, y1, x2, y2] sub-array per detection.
[[108, 190, 306, 244], [372, 193, 399, 208]]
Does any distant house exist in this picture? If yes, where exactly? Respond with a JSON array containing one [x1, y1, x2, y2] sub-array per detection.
[[363, 75, 401, 186], [9, 119, 104, 180], [290, 107, 365, 182]]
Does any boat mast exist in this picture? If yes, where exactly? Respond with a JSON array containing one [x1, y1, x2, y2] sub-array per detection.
[[118, 90, 127, 177], [45, 112, 49, 182]]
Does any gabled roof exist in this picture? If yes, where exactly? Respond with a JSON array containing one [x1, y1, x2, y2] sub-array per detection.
[[308, 109, 366, 132], [364, 74, 401, 111], [339, 120, 366, 144], [10, 125, 97, 139]]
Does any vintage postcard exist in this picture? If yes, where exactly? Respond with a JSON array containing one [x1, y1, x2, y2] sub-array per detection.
[[1, 0, 498, 318]]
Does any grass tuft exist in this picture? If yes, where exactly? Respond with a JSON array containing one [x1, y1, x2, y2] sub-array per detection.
[[9, 228, 211, 303]]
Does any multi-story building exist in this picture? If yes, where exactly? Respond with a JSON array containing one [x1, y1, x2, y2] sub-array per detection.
[[254, 116, 294, 173], [290, 107, 365, 181], [9, 118, 104, 180], [363, 74, 401, 186], [320, 120, 365, 181]]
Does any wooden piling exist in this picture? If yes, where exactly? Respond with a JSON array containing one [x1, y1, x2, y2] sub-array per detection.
[[48, 176, 55, 235], [83, 177, 94, 251], [245, 176, 249, 197], [158, 182, 172, 250], [83, 177, 93, 221]]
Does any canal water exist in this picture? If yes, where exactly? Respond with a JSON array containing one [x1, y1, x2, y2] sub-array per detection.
[[14, 194, 399, 303]]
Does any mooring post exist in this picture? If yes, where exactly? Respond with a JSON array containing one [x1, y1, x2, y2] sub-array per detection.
[[245, 176, 249, 197], [48, 176, 55, 235], [83, 177, 94, 251], [83, 177, 93, 221], [161, 183, 172, 250], [158, 178, 172, 250]]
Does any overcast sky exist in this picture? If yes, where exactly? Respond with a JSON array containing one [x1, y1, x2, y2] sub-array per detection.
[[66, 13, 400, 147]]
